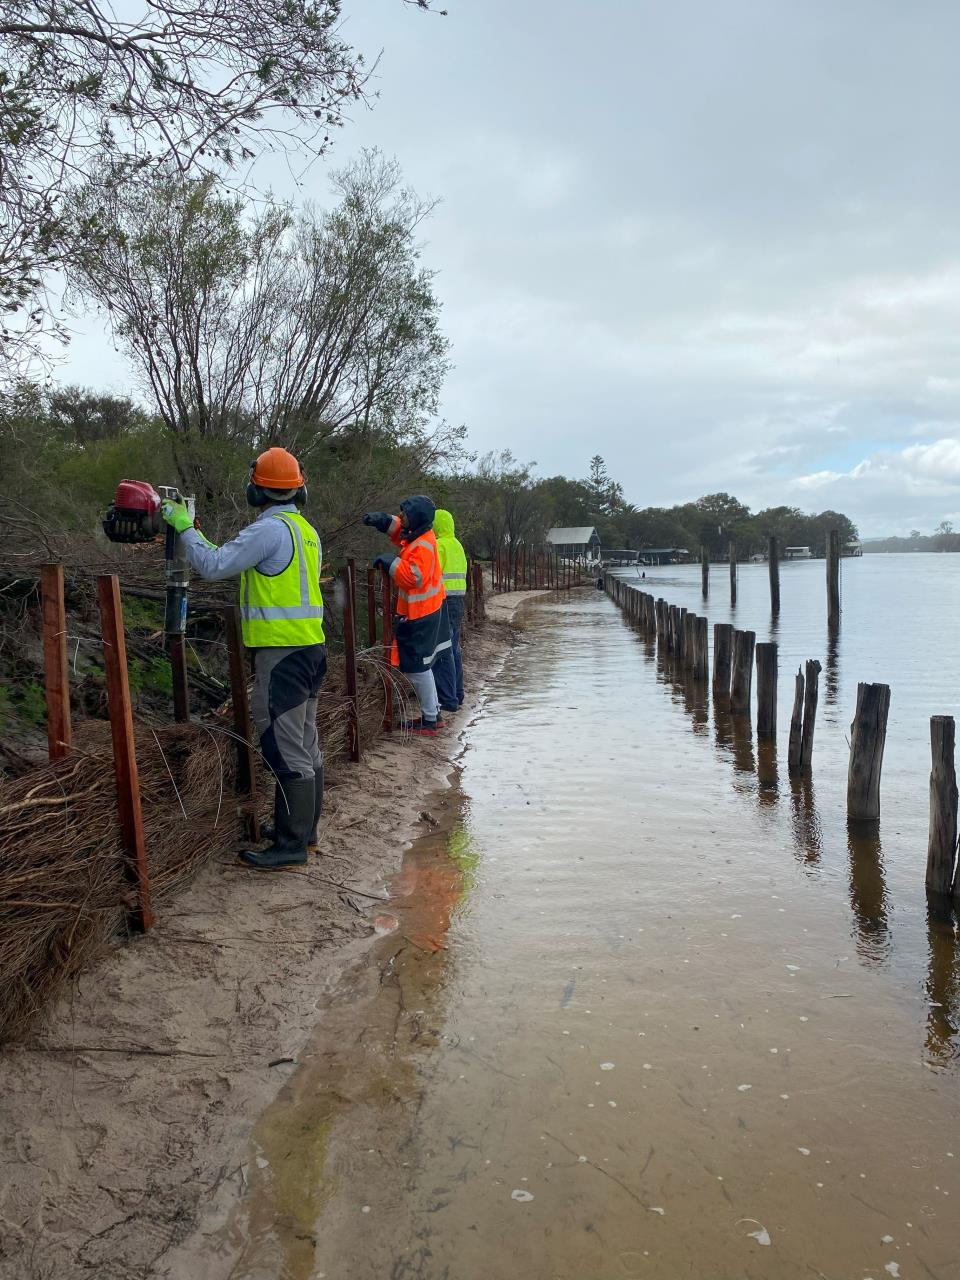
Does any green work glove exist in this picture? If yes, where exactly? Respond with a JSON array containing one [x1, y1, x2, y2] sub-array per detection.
[[161, 498, 194, 534]]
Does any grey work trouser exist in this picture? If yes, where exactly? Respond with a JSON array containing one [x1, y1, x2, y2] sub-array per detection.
[[406, 668, 439, 721], [250, 644, 327, 781]]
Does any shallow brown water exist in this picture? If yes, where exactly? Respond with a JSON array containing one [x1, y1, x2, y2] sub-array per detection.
[[192, 590, 960, 1280]]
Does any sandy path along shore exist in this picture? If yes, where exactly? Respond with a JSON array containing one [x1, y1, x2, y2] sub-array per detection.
[[0, 590, 542, 1280]]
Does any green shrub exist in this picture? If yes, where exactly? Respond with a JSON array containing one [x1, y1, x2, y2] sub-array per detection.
[[16, 681, 47, 727], [145, 656, 173, 696]]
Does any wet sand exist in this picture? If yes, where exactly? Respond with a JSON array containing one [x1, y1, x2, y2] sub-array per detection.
[[0, 604, 530, 1280], [174, 591, 960, 1280]]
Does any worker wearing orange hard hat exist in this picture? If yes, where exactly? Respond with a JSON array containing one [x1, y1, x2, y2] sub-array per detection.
[[161, 447, 326, 870]]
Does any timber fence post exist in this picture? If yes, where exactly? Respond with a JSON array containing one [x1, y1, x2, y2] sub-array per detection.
[[713, 623, 733, 697], [223, 606, 260, 843], [701, 545, 709, 599], [41, 562, 72, 760], [97, 574, 153, 931], [380, 564, 394, 732], [729, 539, 737, 606], [756, 642, 778, 738], [827, 529, 841, 630], [927, 716, 958, 896], [800, 659, 821, 771], [730, 629, 756, 716], [367, 564, 378, 644], [847, 682, 891, 822], [694, 615, 708, 681], [344, 560, 361, 764], [788, 668, 805, 775], [769, 536, 780, 616]]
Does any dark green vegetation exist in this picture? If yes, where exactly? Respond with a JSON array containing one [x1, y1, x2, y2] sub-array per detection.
[[864, 523, 960, 553]]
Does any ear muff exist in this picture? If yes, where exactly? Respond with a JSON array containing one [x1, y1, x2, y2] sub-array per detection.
[[246, 482, 268, 508], [294, 486, 307, 509]]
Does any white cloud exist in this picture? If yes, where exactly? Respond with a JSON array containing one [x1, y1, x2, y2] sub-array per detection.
[[901, 437, 960, 483]]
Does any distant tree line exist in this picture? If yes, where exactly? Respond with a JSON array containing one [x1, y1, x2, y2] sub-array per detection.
[[863, 523, 960, 554], [435, 452, 859, 564]]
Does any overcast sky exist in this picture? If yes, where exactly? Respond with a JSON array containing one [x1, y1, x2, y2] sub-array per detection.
[[62, 0, 960, 536]]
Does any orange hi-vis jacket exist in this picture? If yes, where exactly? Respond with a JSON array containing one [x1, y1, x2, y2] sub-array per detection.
[[387, 516, 450, 671]]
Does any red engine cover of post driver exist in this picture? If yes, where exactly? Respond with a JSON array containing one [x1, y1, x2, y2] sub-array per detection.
[[114, 480, 161, 514]]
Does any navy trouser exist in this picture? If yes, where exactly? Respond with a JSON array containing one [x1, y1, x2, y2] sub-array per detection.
[[433, 597, 465, 707], [251, 644, 327, 781]]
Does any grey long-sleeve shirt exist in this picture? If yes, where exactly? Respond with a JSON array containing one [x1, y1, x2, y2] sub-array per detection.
[[180, 504, 304, 581]]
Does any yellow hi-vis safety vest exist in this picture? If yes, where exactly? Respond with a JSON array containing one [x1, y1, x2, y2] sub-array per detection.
[[239, 511, 325, 648], [436, 531, 468, 595]]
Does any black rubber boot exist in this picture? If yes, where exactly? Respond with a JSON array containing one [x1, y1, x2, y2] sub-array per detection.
[[238, 777, 313, 870], [255, 765, 324, 853]]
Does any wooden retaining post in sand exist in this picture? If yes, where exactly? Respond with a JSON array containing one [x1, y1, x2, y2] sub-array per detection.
[[713, 623, 733, 696], [729, 539, 737, 605], [827, 529, 841, 630], [223, 605, 261, 844], [366, 564, 378, 643], [344, 560, 361, 763], [476, 562, 486, 621], [694, 615, 709, 681], [730, 629, 756, 716], [755, 642, 778, 738], [700, 546, 709, 599], [847, 682, 891, 822], [926, 716, 958, 896], [768, 536, 780, 616], [800, 659, 821, 772], [97, 574, 153, 931], [380, 564, 394, 732], [40, 562, 72, 760]]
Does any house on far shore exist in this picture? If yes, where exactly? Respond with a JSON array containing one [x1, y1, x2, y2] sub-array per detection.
[[639, 547, 691, 565], [546, 526, 601, 562], [784, 545, 812, 560]]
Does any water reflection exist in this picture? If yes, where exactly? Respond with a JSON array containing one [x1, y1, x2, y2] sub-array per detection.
[[788, 775, 823, 869], [824, 627, 840, 707], [925, 902, 960, 1067], [680, 667, 709, 734], [730, 713, 755, 776], [756, 739, 779, 807], [847, 824, 890, 969]]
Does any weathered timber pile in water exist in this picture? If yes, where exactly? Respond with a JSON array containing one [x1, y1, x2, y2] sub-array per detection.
[[0, 654, 392, 1044]]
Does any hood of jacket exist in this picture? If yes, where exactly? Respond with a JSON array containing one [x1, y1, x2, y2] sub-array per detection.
[[433, 508, 455, 539], [399, 494, 436, 539]]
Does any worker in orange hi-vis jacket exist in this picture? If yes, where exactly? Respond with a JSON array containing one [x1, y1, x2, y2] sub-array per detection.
[[364, 495, 451, 737]]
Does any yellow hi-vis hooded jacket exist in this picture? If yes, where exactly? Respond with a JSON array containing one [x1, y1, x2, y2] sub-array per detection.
[[434, 508, 467, 595]]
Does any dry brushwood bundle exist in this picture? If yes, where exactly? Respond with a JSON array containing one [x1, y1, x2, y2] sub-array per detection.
[[0, 650, 400, 1044]]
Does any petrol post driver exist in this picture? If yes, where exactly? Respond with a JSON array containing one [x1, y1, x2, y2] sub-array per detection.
[[102, 479, 196, 720]]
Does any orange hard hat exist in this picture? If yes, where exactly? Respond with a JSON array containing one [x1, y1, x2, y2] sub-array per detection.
[[251, 447, 304, 490]]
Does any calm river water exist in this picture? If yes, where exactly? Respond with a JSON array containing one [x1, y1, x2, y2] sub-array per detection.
[[186, 565, 960, 1280]]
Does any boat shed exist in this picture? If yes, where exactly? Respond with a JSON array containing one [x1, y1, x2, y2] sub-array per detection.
[[546, 526, 601, 560]]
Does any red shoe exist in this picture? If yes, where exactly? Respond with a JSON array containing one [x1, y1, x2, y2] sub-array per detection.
[[400, 717, 438, 736]]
